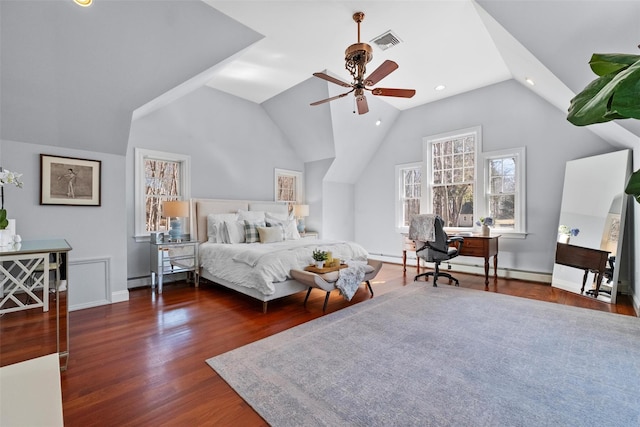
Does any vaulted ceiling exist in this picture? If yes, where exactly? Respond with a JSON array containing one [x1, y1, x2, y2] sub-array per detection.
[[2, 1, 638, 177]]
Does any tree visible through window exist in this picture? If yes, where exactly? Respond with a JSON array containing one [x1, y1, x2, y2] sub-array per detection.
[[429, 133, 476, 227], [483, 147, 526, 234], [134, 148, 190, 240], [274, 169, 303, 212], [398, 164, 421, 227], [488, 157, 516, 229], [144, 159, 181, 232]]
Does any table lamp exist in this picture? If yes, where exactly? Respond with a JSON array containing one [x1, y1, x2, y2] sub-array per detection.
[[293, 204, 309, 233], [163, 200, 189, 241]]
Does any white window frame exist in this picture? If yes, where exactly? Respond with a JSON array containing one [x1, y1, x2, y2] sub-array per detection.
[[422, 126, 482, 232], [274, 168, 303, 204], [134, 148, 191, 242], [395, 162, 422, 233], [478, 147, 527, 238]]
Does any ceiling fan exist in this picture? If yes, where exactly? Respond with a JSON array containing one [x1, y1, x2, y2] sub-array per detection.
[[310, 11, 416, 115]]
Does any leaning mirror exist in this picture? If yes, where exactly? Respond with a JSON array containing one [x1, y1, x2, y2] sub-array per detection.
[[551, 149, 631, 303]]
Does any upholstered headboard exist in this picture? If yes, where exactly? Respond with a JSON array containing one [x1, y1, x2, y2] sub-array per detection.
[[189, 198, 289, 243]]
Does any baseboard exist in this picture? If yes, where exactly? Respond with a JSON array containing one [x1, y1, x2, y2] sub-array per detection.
[[70, 299, 111, 312], [127, 273, 187, 290], [111, 290, 129, 304], [367, 254, 552, 283]]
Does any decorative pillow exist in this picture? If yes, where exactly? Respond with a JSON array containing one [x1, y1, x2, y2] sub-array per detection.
[[266, 214, 300, 240], [265, 211, 292, 222], [207, 213, 238, 243], [224, 220, 246, 244], [257, 226, 285, 244], [244, 220, 266, 243], [238, 209, 266, 223]]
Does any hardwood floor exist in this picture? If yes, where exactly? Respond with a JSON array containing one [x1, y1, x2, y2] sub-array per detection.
[[1, 263, 636, 426]]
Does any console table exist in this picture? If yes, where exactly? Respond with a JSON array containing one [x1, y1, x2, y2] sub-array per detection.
[[0, 239, 72, 370], [555, 243, 609, 297], [403, 234, 500, 286]]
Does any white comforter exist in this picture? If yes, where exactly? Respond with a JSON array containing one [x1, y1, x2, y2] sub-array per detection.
[[199, 239, 369, 296]]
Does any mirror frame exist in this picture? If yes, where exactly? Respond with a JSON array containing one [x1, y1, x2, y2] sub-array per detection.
[[552, 149, 631, 303]]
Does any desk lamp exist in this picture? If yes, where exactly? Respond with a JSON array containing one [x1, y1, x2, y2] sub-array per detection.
[[163, 200, 189, 242]]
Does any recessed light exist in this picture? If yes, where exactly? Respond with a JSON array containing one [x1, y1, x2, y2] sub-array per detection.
[[375, 119, 382, 126], [525, 77, 535, 86], [74, 0, 92, 6], [434, 84, 446, 91]]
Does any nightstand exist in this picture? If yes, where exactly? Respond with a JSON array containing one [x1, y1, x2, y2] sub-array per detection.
[[300, 231, 319, 239], [150, 240, 199, 294]]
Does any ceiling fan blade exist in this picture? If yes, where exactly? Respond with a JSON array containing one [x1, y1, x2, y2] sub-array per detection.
[[310, 89, 354, 106], [364, 60, 398, 86], [356, 95, 369, 115], [371, 87, 416, 98], [312, 72, 352, 88]]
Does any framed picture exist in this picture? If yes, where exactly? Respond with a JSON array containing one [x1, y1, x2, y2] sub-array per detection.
[[40, 154, 101, 206]]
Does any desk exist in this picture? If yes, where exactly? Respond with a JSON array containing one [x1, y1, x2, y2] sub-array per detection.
[[555, 243, 609, 298], [403, 235, 500, 286], [0, 239, 72, 370]]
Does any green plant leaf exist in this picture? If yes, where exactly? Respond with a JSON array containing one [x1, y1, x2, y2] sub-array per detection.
[[589, 53, 640, 76], [567, 59, 640, 126], [0, 209, 7, 230], [625, 169, 640, 204]]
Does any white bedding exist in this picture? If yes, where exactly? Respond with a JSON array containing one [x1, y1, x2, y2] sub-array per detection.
[[199, 239, 369, 296]]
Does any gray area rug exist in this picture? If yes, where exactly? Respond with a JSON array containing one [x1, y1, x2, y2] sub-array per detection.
[[207, 284, 640, 426]]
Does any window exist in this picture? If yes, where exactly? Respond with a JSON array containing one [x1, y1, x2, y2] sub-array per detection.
[[481, 148, 526, 235], [395, 162, 422, 231], [423, 127, 481, 228], [274, 168, 303, 209], [135, 148, 190, 241]]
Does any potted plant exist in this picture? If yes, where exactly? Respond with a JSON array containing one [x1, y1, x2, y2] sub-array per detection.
[[558, 225, 580, 244], [567, 52, 640, 203], [476, 217, 494, 236], [312, 249, 328, 268]]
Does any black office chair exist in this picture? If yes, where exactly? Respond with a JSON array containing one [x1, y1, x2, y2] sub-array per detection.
[[409, 214, 464, 286]]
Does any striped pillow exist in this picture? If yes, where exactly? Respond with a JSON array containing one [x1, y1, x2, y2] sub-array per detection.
[[244, 220, 265, 243]]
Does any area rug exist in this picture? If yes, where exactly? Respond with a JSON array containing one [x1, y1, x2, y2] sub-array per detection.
[[206, 284, 640, 426]]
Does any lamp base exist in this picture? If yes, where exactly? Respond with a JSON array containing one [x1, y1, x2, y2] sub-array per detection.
[[168, 218, 183, 242], [297, 218, 306, 234]]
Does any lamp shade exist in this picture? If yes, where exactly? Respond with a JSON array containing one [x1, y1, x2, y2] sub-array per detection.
[[293, 204, 309, 217], [163, 200, 189, 218]]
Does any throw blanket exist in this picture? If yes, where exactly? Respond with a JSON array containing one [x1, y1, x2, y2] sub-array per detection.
[[409, 214, 437, 242], [336, 261, 367, 301]]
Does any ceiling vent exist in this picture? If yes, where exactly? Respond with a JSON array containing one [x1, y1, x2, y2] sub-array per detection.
[[371, 30, 402, 51]]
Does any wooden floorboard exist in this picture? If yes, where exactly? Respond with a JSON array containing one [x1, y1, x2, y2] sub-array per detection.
[[0, 263, 636, 425]]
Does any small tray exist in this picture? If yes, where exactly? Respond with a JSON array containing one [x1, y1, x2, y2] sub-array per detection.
[[304, 264, 348, 274]]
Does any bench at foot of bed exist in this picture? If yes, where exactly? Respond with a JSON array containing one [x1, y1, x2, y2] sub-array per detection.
[[290, 260, 383, 311]]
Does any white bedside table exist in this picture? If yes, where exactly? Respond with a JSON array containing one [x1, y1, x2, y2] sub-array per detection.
[[300, 231, 319, 239], [150, 240, 199, 294]]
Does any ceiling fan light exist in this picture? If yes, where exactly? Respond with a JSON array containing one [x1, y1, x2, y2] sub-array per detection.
[[74, 0, 93, 6]]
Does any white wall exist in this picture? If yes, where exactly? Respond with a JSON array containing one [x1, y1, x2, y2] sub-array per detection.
[[0, 140, 128, 309], [355, 80, 618, 274], [125, 87, 305, 282], [322, 181, 355, 241]]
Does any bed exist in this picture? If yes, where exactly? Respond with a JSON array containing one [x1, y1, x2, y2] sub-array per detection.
[[189, 198, 369, 312]]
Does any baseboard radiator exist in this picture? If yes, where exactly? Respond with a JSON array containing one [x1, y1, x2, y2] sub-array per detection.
[[367, 253, 552, 284]]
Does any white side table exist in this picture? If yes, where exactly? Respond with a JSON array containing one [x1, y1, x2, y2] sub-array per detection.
[[150, 240, 199, 294]]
